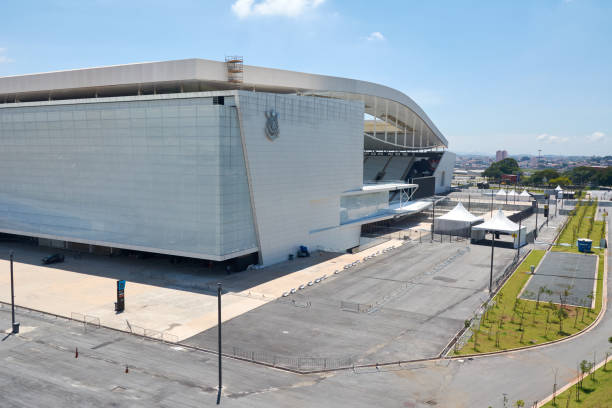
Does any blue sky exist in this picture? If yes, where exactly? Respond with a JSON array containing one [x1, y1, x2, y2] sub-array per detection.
[[1, 0, 610, 156]]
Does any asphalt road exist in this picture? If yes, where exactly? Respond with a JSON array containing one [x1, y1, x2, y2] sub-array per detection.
[[0, 224, 609, 407]]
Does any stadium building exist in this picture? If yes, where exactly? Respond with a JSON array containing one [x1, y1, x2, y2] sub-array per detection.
[[0, 58, 454, 265]]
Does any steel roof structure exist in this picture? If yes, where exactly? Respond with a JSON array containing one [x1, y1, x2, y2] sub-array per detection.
[[0, 58, 447, 150]]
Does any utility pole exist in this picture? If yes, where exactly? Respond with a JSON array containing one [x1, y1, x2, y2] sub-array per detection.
[[9, 250, 19, 334], [216, 283, 222, 405]]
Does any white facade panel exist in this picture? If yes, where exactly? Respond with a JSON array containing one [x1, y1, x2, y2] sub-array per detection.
[[236, 92, 363, 265], [0, 94, 257, 259], [434, 151, 456, 194]]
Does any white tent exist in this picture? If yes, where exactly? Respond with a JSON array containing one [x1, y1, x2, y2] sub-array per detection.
[[471, 209, 527, 248], [507, 189, 518, 196], [555, 185, 563, 191], [496, 188, 507, 196], [434, 202, 484, 234], [519, 189, 531, 201]]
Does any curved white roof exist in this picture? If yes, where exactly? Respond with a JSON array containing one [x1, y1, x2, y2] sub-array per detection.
[[0, 58, 447, 150], [473, 210, 521, 233], [438, 202, 482, 222]]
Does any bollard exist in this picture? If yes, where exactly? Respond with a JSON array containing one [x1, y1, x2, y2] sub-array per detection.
[[125, 365, 129, 374], [75, 347, 79, 358]]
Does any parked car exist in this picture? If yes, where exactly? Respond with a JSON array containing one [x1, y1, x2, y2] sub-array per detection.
[[42, 253, 65, 265]]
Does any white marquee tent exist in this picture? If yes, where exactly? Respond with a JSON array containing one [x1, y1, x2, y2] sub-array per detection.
[[434, 202, 484, 234], [471, 209, 527, 248], [519, 190, 531, 201]]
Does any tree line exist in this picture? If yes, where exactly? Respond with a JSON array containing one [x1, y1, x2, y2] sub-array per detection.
[[482, 158, 612, 186]]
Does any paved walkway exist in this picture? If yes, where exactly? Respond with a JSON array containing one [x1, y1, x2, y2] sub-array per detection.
[[0, 210, 608, 407], [0, 238, 404, 341]]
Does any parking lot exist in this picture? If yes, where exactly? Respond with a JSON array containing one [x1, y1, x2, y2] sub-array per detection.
[[185, 240, 517, 365]]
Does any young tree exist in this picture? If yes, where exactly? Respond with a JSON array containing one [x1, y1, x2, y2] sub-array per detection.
[[514, 400, 524, 407], [536, 286, 551, 310], [556, 306, 568, 333], [580, 360, 592, 388]]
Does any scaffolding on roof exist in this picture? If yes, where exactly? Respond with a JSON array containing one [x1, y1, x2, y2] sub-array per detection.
[[225, 56, 244, 84]]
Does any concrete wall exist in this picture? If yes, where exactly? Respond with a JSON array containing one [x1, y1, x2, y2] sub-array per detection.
[[434, 151, 456, 194], [236, 91, 364, 265], [0, 93, 257, 260]]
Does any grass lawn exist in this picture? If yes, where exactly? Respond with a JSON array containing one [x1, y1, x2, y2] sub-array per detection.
[[541, 359, 612, 407], [556, 200, 605, 248], [455, 200, 606, 355]]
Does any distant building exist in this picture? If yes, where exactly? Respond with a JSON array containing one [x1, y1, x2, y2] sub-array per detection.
[[495, 150, 508, 162]]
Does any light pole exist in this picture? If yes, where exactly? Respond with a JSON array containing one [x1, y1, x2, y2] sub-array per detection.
[[489, 231, 495, 295], [490, 187, 494, 217], [431, 199, 436, 242], [9, 250, 19, 334], [216, 282, 222, 405], [517, 216, 522, 258], [546, 195, 550, 227], [534, 199, 539, 237]]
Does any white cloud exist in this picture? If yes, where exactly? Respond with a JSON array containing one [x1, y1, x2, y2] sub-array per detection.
[[366, 31, 385, 41], [231, 0, 325, 19], [587, 131, 605, 142], [536, 133, 568, 143], [0, 48, 13, 64]]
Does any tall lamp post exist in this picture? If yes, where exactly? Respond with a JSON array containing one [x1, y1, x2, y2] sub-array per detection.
[[431, 199, 436, 242], [9, 250, 19, 334], [216, 283, 222, 405], [489, 231, 495, 295], [534, 198, 539, 237]]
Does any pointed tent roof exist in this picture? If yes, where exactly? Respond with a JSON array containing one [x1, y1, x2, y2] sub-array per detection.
[[496, 188, 507, 196], [555, 185, 563, 191], [519, 189, 531, 197], [438, 202, 482, 222], [508, 189, 518, 196], [472, 209, 521, 233]]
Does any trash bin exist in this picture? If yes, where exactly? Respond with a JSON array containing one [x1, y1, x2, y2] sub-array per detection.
[[577, 238, 592, 253]]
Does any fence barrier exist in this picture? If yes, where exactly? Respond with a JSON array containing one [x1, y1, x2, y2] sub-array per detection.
[[231, 346, 353, 371], [340, 300, 373, 313]]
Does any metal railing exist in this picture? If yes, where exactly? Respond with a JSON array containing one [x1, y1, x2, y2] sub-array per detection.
[[231, 346, 354, 371]]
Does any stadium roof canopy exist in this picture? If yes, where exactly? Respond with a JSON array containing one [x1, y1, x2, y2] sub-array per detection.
[[0, 58, 447, 150]]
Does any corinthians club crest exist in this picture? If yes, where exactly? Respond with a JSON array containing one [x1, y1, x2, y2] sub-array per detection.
[[265, 109, 280, 141]]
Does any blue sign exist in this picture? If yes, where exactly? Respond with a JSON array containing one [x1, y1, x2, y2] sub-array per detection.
[[117, 280, 126, 291]]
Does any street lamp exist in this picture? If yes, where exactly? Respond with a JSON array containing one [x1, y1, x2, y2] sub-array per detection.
[[489, 231, 495, 295], [217, 282, 222, 405], [9, 250, 19, 334]]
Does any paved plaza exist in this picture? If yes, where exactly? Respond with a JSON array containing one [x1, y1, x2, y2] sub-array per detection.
[[0, 238, 402, 341], [185, 240, 517, 365]]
